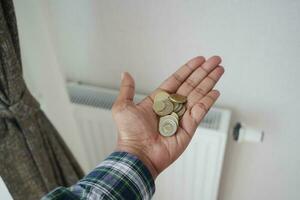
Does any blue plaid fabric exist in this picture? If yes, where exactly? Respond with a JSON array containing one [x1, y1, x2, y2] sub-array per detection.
[[42, 152, 155, 200]]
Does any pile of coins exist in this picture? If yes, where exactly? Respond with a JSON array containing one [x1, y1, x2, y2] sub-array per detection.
[[152, 91, 187, 137]]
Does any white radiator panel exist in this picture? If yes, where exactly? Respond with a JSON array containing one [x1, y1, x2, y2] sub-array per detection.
[[154, 129, 227, 200], [72, 105, 118, 170], [68, 83, 231, 200]]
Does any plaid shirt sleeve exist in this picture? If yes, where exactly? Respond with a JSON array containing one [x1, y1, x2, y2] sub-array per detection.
[[42, 152, 155, 200]]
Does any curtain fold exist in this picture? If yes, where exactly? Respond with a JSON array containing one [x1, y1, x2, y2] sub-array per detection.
[[0, 1, 84, 199]]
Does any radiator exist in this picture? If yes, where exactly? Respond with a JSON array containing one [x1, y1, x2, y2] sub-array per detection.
[[67, 82, 231, 200]]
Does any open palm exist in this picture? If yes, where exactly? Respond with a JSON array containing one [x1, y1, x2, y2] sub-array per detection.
[[112, 56, 224, 179]]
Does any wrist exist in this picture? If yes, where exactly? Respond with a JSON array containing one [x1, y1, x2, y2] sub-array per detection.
[[116, 143, 158, 179]]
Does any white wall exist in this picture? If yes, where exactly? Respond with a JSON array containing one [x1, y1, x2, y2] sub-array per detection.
[[20, 0, 300, 200]]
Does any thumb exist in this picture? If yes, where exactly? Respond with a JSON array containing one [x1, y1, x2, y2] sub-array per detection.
[[116, 72, 135, 103]]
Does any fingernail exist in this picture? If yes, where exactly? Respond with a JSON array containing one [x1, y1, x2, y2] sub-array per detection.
[[121, 72, 125, 80]]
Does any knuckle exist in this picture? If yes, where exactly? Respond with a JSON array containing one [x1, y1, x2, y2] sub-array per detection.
[[185, 78, 197, 88], [172, 73, 184, 83], [206, 95, 215, 102], [194, 87, 206, 96], [122, 84, 135, 89], [146, 95, 154, 103], [197, 102, 208, 113], [200, 67, 209, 75], [207, 76, 217, 84], [185, 63, 193, 72]]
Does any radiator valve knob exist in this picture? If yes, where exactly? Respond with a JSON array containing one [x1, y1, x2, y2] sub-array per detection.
[[233, 122, 264, 143]]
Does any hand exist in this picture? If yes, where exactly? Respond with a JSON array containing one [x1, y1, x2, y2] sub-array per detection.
[[112, 56, 224, 179]]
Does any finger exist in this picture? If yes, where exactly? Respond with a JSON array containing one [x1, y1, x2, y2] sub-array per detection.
[[148, 56, 205, 101], [176, 56, 222, 96], [187, 65, 224, 107], [174, 90, 220, 145], [115, 72, 135, 103], [190, 90, 220, 124]]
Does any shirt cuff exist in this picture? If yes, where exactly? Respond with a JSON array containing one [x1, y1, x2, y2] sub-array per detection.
[[71, 151, 155, 199]]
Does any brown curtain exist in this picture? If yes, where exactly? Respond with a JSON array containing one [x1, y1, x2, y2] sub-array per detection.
[[0, 1, 84, 199]]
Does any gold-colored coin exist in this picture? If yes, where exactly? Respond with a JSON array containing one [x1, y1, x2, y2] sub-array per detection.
[[166, 114, 178, 126], [169, 94, 187, 104], [176, 105, 186, 117], [171, 112, 179, 122], [152, 100, 165, 113], [157, 99, 173, 116], [154, 91, 170, 102], [159, 116, 178, 136], [173, 102, 183, 113]]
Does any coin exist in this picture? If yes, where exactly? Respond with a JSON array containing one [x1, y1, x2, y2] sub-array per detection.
[[169, 94, 187, 104], [177, 105, 186, 117], [160, 114, 178, 128], [153, 91, 186, 136], [166, 114, 178, 126], [173, 102, 179, 110], [154, 91, 170, 102], [173, 102, 183, 113], [153, 100, 165, 113], [159, 117, 178, 136], [160, 115, 178, 124], [156, 99, 173, 116], [171, 112, 179, 122]]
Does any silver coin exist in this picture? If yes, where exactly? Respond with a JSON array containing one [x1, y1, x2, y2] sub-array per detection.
[[157, 99, 174, 116], [159, 117, 178, 137], [161, 114, 178, 126], [154, 91, 170, 102], [152, 100, 166, 114], [171, 112, 179, 122]]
